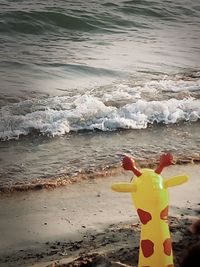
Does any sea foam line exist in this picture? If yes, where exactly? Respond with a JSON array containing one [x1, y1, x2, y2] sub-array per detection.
[[0, 95, 199, 141]]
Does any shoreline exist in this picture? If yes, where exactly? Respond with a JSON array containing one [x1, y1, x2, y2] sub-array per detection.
[[1, 155, 200, 194], [0, 163, 199, 267], [1, 120, 200, 193]]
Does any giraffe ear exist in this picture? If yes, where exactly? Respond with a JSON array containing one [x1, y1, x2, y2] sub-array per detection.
[[164, 175, 189, 188], [111, 182, 137, 192]]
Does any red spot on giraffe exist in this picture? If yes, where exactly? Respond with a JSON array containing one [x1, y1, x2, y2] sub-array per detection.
[[166, 265, 174, 267], [163, 238, 172, 256], [160, 206, 169, 220], [141, 239, 154, 257], [137, 209, 152, 224]]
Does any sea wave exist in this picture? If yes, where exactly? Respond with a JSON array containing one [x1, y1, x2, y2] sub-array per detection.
[[0, 9, 145, 35], [0, 0, 199, 35], [0, 11, 98, 34], [0, 95, 199, 141]]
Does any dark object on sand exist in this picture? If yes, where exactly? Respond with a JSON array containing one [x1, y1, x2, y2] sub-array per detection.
[[180, 241, 200, 267], [180, 219, 200, 267], [188, 219, 200, 235]]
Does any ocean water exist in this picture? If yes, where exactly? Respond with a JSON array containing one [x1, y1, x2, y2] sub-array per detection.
[[0, 0, 200, 190]]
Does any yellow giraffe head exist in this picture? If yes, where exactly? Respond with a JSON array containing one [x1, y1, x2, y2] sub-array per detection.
[[112, 153, 188, 212]]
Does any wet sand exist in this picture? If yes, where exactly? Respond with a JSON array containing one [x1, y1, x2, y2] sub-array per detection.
[[0, 163, 199, 267], [1, 121, 200, 191]]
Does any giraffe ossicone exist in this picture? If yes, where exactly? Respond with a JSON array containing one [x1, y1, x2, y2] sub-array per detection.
[[111, 153, 189, 267]]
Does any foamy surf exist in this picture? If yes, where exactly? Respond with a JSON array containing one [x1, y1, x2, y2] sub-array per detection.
[[0, 94, 199, 141]]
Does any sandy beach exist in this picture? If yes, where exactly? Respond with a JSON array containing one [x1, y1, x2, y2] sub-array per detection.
[[0, 163, 199, 267]]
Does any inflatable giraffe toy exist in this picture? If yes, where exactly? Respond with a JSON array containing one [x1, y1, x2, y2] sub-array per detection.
[[112, 153, 189, 267]]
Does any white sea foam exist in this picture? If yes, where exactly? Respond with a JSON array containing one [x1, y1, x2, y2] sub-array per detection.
[[107, 76, 200, 101], [0, 95, 200, 140], [102, 84, 141, 103], [143, 78, 200, 93]]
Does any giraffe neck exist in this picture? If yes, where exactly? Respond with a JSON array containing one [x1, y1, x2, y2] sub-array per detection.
[[137, 207, 174, 267]]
